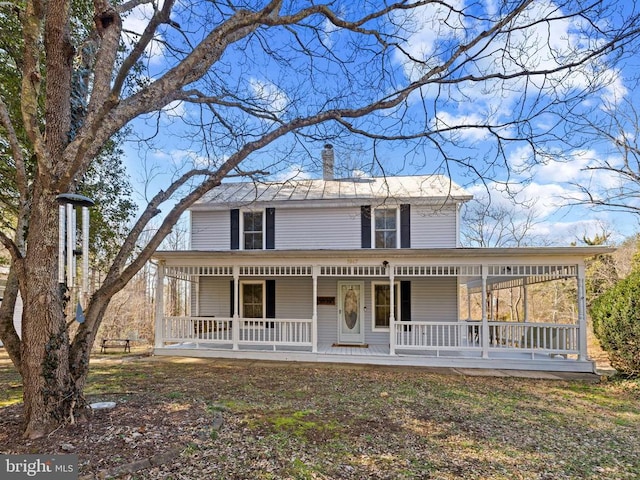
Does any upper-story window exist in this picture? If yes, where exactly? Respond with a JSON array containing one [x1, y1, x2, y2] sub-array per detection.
[[374, 208, 398, 248], [243, 211, 264, 249], [361, 205, 410, 249], [231, 208, 275, 250]]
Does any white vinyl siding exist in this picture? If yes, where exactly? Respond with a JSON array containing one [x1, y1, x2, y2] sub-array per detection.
[[317, 277, 339, 345], [273, 207, 362, 250], [190, 203, 459, 250], [410, 277, 458, 322], [190, 210, 230, 250], [271, 277, 313, 319], [410, 205, 458, 248], [197, 277, 232, 317]]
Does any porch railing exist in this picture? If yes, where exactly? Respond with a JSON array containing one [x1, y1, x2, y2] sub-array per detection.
[[161, 316, 312, 348], [394, 321, 579, 355]]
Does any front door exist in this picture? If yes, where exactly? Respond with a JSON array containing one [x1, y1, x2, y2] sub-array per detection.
[[337, 282, 365, 344]]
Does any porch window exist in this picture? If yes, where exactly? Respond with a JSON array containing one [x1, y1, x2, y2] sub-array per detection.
[[372, 282, 399, 331], [241, 281, 264, 318], [374, 208, 398, 248], [243, 211, 264, 250]]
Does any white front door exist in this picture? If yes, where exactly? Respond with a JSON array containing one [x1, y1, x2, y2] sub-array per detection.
[[337, 282, 365, 344]]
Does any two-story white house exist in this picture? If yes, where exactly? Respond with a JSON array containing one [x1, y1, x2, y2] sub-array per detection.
[[153, 145, 610, 372]]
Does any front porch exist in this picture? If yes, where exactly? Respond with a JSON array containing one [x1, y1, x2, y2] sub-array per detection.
[[152, 248, 609, 373], [156, 316, 592, 372], [155, 336, 592, 372]]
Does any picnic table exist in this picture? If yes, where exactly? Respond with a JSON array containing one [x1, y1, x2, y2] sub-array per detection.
[[100, 338, 131, 353]]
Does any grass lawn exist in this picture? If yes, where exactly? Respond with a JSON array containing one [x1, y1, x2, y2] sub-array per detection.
[[1, 350, 639, 479]]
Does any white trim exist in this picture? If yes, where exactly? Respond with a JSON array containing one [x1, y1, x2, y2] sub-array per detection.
[[455, 202, 461, 247], [240, 280, 266, 319], [371, 207, 400, 249], [240, 208, 265, 251], [371, 281, 400, 332]]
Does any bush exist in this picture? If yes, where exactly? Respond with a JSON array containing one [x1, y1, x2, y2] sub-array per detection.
[[590, 269, 640, 376]]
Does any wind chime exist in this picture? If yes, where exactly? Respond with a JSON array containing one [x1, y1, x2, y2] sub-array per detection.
[[57, 193, 94, 324]]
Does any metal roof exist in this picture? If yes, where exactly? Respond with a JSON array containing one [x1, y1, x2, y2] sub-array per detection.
[[192, 175, 473, 210]]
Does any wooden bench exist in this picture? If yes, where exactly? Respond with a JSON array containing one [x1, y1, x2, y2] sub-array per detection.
[[100, 338, 131, 353]]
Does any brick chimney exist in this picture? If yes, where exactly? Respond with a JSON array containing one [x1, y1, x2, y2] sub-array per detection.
[[322, 144, 334, 181]]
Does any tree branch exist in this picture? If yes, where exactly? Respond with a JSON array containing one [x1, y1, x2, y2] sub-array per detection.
[[0, 98, 27, 198]]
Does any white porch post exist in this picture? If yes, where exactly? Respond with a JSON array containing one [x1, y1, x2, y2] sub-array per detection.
[[232, 266, 240, 351], [154, 261, 165, 349], [523, 279, 529, 322], [389, 264, 396, 356], [312, 266, 319, 353], [195, 276, 200, 316], [466, 287, 472, 321], [481, 265, 489, 359], [577, 264, 588, 361]]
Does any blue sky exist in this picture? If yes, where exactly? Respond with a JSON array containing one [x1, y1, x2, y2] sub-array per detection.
[[118, 1, 640, 246]]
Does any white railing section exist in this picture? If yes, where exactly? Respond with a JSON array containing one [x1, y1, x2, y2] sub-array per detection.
[[394, 321, 579, 355], [162, 316, 312, 347], [487, 322, 579, 353], [239, 319, 312, 346], [394, 321, 481, 351], [163, 316, 233, 343]]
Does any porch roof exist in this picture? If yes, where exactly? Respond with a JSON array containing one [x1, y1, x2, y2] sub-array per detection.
[[153, 246, 613, 263], [154, 246, 612, 286]]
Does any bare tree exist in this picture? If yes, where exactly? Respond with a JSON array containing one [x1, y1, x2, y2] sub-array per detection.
[[461, 195, 546, 248], [568, 94, 640, 219], [0, 0, 639, 438]]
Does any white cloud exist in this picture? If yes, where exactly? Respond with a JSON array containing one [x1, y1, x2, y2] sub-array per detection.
[[162, 100, 186, 118], [432, 111, 491, 142], [121, 3, 167, 65], [271, 164, 312, 182], [391, 0, 466, 82], [248, 79, 290, 117]]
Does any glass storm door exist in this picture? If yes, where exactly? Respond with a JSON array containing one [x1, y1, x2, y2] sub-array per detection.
[[338, 282, 365, 344]]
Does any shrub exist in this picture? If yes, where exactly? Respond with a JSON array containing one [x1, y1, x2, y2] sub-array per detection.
[[590, 269, 640, 376]]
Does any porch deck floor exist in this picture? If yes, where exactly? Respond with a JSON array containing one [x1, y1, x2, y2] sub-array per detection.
[[157, 341, 595, 373]]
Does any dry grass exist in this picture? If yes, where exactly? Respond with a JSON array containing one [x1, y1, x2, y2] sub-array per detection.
[[0, 350, 639, 479]]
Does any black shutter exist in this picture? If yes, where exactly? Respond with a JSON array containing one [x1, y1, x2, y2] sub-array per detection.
[[266, 280, 276, 328], [265, 208, 275, 249], [230, 209, 240, 250], [229, 280, 235, 317], [400, 204, 411, 249], [400, 281, 411, 331], [361, 206, 371, 248]]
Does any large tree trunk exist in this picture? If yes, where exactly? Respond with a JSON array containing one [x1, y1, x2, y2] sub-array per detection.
[[20, 188, 81, 439]]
